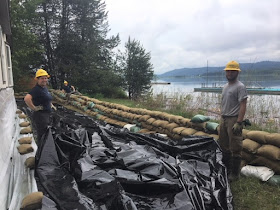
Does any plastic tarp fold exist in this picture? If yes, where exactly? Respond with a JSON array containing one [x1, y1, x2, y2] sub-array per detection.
[[17, 100, 233, 210]]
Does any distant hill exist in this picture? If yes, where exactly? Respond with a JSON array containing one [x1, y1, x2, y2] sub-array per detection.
[[158, 61, 280, 78]]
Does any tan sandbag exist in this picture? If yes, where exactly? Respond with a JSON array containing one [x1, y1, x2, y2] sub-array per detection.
[[192, 122, 207, 131], [250, 156, 280, 175], [193, 131, 209, 136], [242, 129, 250, 139], [20, 191, 43, 210], [246, 130, 269, 144], [25, 157, 35, 169], [165, 122, 179, 132], [146, 118, 156, 125], [20, 127, 32, 134], [257, 145, 280, 161], [16, 110, 23, 114], [172, 134, 182, 141], [18, 137, 32, 144], [242, 139, 261, 154], [138, 129, 151, 133], [139, 115, 151, 122], [17, 144, 34, 155], [209, 134, 219, 140], [241, 150, 255, 162], [152, 120, 168, 127], [181, 128, 197, 136], [20, 121, 30, 127], [265, 133, 280, 148], [19, 114, 27, 119], [180, 118, 192, 127], [173, 127, 187, 135]]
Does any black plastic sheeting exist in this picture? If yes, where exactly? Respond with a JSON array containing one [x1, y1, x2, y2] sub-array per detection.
[[17, 100, 233, 210]]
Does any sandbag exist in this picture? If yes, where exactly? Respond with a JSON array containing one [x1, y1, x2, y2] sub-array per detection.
[[19, 114, 27, 119], [180, 118, 192, 127], [146, 118, 157, 125], [206, 122, 219, 132], [172, 127, 187, 135], [250, 156, 280, 175], [191, 114, 210, 123], [165, 122, 179, 132], [192, 122, 207, 131], [241, 150, 255, 162], [209, 134, 219, 140], [246, 131, 269, 144], [20, 121, 30, 127], [265, 133, 280, 148], [20, 127, 32, 134], [25, 157, 35, 169], [256, 144, 280, 161], [267, 175, 280, 186], [16, 110, 23, 114], [241, 165, 274, 181], [138, 115, 151, 122], [17, 144, 34, 155], [18, 137, 32, 144], [181, 128, 197, 136], [242, 129, 250, 139], [242, 139, 261, 154], [20, 192, 43, 210], [193, 131, 209, 136], [130, 126, 141, 133], [137, 129, 151, 133]]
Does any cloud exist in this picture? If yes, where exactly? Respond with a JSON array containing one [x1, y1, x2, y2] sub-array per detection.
[[105, 0, 280, 74]]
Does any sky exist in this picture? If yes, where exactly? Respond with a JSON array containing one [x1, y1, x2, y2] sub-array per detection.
[[105, 0, 280, 74]]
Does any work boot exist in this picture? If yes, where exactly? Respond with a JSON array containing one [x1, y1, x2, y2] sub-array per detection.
[[229, 156, 241, 182], [222, 152, 232, 176]]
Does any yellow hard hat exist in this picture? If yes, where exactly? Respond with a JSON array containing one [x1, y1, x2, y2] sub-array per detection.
[[35, 69, 50, 78], [64, 80, 68, 84], [224, 61, 241, 71]]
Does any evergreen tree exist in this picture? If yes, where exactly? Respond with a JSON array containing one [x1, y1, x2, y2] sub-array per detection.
[[121, 37, 154, 99], [11, 0, 44, 91]]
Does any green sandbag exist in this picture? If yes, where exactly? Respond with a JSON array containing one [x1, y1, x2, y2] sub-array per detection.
[[130, 126, 141, 133], [206, 122, 219, 132], [88, 102, 95, 109], [267, 175, 280, 186], [191, 115, 210, 123]]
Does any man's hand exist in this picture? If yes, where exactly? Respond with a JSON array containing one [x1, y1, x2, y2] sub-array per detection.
[[232, 122, 243, 135], [51, 104, 57, 111], [34, 105, 43, 112]]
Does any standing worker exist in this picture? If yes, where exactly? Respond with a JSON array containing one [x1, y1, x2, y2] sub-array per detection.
[[24, 69, 56, 147], [219, 61, 248, 181], [62, 80, 75, 103]]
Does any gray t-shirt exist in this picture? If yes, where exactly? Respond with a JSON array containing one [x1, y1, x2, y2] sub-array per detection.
[[221, 80, 248, 116]]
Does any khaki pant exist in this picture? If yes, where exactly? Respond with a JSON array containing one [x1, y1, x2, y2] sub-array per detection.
[[218, 116, 243, 158]]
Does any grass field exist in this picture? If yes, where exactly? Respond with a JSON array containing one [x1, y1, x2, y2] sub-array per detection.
[[96, 96, 280, 210]]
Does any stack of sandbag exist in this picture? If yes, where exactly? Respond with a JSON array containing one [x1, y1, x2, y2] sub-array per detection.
[[50, 90, 220, 140], [242, 131, 280, 175]]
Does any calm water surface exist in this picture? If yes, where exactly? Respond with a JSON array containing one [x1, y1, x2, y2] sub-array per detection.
[[152, 77, 280, 131]]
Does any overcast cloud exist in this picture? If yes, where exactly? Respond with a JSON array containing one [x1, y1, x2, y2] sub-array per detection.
[[105, 0, 280, 74]]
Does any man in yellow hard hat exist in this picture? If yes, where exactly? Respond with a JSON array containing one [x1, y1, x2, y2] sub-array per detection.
[[62, 80, 75, 103], [24, 69, 56, 146], [218, 61, 248, 181]]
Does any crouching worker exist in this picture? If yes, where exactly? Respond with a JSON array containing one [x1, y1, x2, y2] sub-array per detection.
[[24, 69, 56, 148], [62, 80, 75, 103], [218, 61, 248, 181]]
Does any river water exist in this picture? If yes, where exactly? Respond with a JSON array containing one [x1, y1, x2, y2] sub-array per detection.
[[152, 76, 280, 132]]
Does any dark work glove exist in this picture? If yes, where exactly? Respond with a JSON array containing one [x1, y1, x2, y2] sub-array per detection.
[[34, 105, 43, 112], [232, 122, 243, 135]]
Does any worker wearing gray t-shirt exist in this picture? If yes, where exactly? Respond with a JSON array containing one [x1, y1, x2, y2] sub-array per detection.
[[219, 61, 248, 181]]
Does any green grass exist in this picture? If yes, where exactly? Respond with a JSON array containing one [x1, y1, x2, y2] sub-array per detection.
[[231, 176, 280, 210]]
